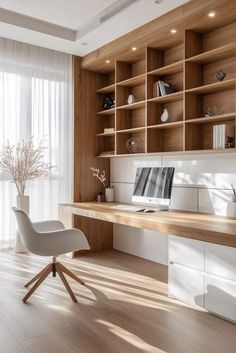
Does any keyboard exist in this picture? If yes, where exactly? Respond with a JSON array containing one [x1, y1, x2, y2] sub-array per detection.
[[110, 204, 145, 212]]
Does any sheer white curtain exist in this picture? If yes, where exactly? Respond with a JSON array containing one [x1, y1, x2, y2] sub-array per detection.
[[0, 38, 72, 248]]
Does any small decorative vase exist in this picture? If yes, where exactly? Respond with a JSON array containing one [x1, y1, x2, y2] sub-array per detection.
[[105, 187, 114, 202], [215, 70, 226, 82], [226, 195, 236, 219], [161, 108, 169, 123], [15, 195, 29, 252], [127, 137, 141, 153], [97, 193, 104, 202], [127, 94, 135, 105]]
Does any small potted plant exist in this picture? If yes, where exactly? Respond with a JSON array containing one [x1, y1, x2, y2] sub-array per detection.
[[0, 137, 53, 251], [90, 167, 114, 202]]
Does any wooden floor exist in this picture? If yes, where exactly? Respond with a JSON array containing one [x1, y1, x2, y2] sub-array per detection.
[[0, 250, 235, 353]]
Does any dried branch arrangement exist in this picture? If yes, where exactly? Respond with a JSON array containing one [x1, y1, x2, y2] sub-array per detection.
[[0, 137, 53, 196], [90, 167, 107, 188]]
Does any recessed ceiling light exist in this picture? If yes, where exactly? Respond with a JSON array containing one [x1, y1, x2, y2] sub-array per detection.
[[81, 42, 88, 46], [208, 11, 216, 17], [170, 29, 177, 34], [105, 60, 110, 64], [132, 47, 137, 51]]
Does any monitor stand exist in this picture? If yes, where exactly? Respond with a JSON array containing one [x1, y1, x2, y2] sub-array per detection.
[[136, 206, 169, 213]]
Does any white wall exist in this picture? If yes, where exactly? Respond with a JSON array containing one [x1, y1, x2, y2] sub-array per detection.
[[111, 153, 236, 265]]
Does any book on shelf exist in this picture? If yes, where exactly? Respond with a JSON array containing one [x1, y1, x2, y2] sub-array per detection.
[[99, 150, 115, 156], [152, 82, 160, 98], [213, 124, 235, 149], [104, 128, 115, 133], [153, 80, 175, 97]]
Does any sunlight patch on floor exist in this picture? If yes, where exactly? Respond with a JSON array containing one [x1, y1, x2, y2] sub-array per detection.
[[96, 319, 166, 353]]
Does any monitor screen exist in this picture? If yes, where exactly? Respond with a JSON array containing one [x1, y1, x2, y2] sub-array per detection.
[[132, 167, 175, 208]]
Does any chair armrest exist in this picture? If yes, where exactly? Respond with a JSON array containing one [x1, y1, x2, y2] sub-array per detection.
[[32, 220, 65, 232]]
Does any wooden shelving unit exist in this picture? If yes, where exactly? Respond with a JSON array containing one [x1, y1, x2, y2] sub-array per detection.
[[93, 21, 236, 157]]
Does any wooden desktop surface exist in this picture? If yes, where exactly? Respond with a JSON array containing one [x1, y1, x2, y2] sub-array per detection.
[[58, 202, 236, 248], [59, 202, 236, 247]]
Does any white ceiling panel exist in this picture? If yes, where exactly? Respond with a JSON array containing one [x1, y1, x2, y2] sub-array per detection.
[[0, 0, 190, 55]]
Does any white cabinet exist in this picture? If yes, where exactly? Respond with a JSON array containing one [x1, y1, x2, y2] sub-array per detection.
[[205, 274, 236, 323], [205, 243, 236, 281], [168, 235, 236, 323], [169, 263, 205, 308], [169, 235, 204, 271]]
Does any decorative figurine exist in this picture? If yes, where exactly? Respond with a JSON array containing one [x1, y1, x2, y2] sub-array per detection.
[[215, 70, 226, 82], [103, 94, 115, 110]]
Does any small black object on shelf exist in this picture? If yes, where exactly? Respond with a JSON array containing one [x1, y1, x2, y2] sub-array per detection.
[[103, 94, 115, 110]]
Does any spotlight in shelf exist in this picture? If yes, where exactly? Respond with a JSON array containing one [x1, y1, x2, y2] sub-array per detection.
[[208, 11, 216, 18]]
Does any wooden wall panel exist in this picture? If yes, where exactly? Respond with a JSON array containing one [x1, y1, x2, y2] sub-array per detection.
[[73, 56, 113, 253]]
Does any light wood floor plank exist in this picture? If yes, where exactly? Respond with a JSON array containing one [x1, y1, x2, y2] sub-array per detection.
[[0, 249, 234, 353]]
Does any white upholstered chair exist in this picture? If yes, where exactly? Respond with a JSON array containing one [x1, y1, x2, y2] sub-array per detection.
[[12, 207, 90, 303]]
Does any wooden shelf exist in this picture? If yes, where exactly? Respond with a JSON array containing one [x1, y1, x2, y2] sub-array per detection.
[[186, 113, 236, 124], [186, 79, 235, 95], [98, 153, 116, 158], [116, 100, 146, 110], [148, 121, 183, 129], [98, 148, 236, 158], [97, 108, 116, 116], [147, 61, 183, 76], [117, 127, 145, 134], [186, 42, 236, 64], [96, 84, 115, 94], [92, 20, 236, 158], [96, 131, 115, 136], [148, 91, 183, 103], [117, 74, 145, 87]]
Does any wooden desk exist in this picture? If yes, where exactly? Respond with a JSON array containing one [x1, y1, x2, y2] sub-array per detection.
[[58, 202, 236, 249]]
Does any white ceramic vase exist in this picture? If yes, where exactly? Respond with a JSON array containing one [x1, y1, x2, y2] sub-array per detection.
[[161, 108, 169, 123], [105, 187, 114, 202], [127, 94, 135, 105], [226, 195, 236, 219], [15, 195, 29, 252]]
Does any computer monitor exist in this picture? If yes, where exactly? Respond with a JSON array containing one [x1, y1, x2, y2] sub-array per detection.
[[132, 167, 175, 210]]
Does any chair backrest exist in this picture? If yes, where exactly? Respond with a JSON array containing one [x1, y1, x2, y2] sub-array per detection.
[[12, 207, 37, 252]]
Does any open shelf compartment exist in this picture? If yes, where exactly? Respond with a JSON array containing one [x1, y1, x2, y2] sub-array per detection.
[[185, 88, 236, 121], [116, 57, 146, 83], [116, 129, 145, 155], [185, 23, 236, 59], [116, 106, 145, 131], [147, 42, 184, 72], [147, 100, 183, 126], [97, 135, 115, 156], [147, 124, 184, 153], [97, 71, 115, 91], [185, 118, 235, 151]]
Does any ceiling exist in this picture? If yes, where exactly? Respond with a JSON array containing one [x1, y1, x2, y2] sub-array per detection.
[[0, 0, 190, 56]]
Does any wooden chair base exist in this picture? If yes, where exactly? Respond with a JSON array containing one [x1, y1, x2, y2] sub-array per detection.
[[23, 261, 85, 303]]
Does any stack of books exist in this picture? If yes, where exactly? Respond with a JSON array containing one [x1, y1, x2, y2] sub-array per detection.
[[99, 150, 115, 156], [213, 124, 235, 149], [153, 80, 175, 97], [104, 128, 115, 133]]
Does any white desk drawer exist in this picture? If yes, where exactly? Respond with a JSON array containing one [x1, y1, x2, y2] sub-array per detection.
[[169, 235, 204, 271], [205, 274, 236, 323], [205, 243, 236, 281], [169, 263, 205, 308]]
